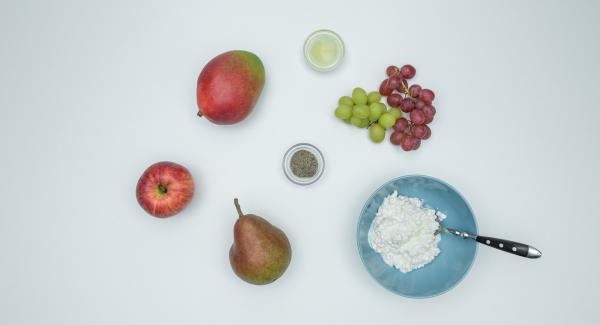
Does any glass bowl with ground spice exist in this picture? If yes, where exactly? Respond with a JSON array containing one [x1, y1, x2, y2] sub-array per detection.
[[282, 143, 325, 185]]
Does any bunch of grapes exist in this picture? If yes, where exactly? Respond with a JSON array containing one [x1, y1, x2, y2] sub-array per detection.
[[334, 87, 403, 143], [380, 64, 437, 151]]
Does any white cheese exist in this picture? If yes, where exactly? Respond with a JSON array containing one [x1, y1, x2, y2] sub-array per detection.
[[368, 191, 445, 273]]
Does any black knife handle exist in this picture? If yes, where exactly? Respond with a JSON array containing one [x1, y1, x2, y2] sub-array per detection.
[[475, 236, 542, 258]]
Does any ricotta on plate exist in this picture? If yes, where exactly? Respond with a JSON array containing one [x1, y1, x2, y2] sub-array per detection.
[[368, 191, 445, 273]]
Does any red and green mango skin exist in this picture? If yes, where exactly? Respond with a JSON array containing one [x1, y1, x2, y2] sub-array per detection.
[[197, 50, 265, 125]]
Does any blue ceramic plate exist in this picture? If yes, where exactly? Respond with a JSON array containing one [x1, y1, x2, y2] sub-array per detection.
[[357, 175, 478, 298]]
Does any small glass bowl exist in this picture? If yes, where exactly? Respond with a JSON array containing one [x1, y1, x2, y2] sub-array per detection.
[[303, 29, 345, 72], [282, 143, 325, 185]]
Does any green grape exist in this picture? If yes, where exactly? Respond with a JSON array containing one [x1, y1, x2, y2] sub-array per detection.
[[335, 105, 353, 120], [352, 104, 369, 119], [369, 123, 386, 143], [368, 102, 386, 122], [351, 87, 368, 105], [350, 116, 363, 127], [379, 112, 396, 129], [338, 96, 354, 107], [342, 118, 351, 124], [389, 107, 402, 119], [358, 118, 370, 128], [367, 91, 382, 104]]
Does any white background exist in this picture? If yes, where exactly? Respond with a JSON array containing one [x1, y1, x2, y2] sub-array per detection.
[[1, 0, 599, 324]]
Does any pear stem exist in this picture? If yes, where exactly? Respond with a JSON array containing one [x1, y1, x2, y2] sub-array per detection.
[[234, 198, 244, 218]]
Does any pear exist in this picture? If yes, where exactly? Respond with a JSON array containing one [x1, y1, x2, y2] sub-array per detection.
[[229, 198, 291, 285]]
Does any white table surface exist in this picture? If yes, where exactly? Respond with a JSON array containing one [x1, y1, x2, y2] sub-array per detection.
[[1, 0, 599, 324]]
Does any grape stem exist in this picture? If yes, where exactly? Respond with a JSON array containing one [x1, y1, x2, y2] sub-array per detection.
[[401, 80, 409, 96]]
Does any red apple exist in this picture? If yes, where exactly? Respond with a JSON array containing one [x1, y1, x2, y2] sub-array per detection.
[[136, 161, 194, 218]]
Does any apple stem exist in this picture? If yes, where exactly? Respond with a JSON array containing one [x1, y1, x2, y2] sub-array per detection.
[[197, 111, 203, 118], [234, 198, 244, 218], [158, 184, 168, 195]]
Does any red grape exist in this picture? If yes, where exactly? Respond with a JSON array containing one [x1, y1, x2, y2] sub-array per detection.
[[412, 125, 429, 139], [400, 98, 415, 113], [422, 125, 431, 139], [411, 137, 421, 150], [393, 117, 410, 132], [376, 65, 436, 152], [389, 75, 402, 90], [390, 131, 404, 145], [400, 135, 414, 151], [424, 125, 431, 139], [387, 93, 403, 107], [400, 64, 416, 79], [409, 84, 421, 98], [379, 79, 393, 96], [422, 105, 436, 119], [386, 65, 400, 77], [410, 109, 426, 125], [415, 99, 425, 110], [419, 89, 435, 104], [398, 78, 407, 92]]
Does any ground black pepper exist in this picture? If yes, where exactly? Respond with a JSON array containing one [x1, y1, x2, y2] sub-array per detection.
[[290, 149, 318, 178]]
